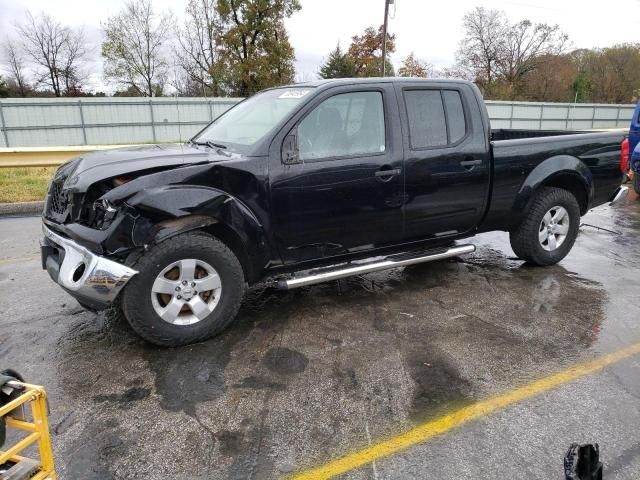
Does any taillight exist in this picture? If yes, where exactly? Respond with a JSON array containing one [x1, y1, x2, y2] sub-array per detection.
[[621, 138, 629, 173]]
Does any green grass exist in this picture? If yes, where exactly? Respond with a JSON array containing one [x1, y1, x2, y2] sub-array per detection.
[[0, 167, 56, 203]]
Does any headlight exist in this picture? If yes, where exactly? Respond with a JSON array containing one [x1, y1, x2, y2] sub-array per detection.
[[91, 199, 118, 229]]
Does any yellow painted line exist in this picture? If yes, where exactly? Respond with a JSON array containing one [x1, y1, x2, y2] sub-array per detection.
[[292, 342, 640, 480], [0, 254, 39, 265]]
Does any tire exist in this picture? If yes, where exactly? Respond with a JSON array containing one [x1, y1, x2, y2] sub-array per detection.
[[76, 300, 98, 313], [634, 174, 640, 195], [121, 232, 245, 347], [509, 187, 580, 266]]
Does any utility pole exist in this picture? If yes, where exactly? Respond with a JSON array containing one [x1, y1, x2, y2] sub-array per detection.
[[381, 0, 393, 77]]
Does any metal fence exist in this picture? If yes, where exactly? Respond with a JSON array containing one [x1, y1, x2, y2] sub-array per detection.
[[0, 97, 242, 148], [0, 97, 634, 148], [486, 100, 635, 131]]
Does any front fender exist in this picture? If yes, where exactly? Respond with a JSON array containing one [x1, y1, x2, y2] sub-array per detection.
[[512, 155, 593, 216], [125, 185, 270, 281]]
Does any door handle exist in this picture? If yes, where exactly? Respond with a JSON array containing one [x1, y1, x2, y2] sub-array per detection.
[[375, 168, 402, 178], [460, 159, 482, 170]]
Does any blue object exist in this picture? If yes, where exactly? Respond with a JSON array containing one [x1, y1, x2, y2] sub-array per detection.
[[632, 142, 640, 174], [630, 101, 640, 173]]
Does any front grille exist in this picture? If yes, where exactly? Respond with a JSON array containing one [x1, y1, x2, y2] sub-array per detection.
[[48, 181, 68, 215]]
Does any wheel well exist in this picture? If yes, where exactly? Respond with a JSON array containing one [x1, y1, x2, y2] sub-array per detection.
[[202, 222, 253, 282], [542, 174, 589, 215]]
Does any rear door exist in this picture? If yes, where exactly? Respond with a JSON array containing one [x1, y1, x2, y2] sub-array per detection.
[[395, 83, 490, 240], [268, 83, 405, 265]]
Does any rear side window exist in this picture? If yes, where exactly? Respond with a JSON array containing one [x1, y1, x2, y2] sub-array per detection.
[[443, 91, 466, 143], [404, 89, 467, 149]]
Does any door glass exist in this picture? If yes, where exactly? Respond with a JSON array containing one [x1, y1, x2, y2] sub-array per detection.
[[442, 90, 466, 143], [404, 90, 447, 148], [298, 91, 385, 161]]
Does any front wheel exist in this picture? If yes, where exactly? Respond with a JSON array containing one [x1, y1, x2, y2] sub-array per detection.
[[122, 232, 245, 347], [509, 187, 580, 266]]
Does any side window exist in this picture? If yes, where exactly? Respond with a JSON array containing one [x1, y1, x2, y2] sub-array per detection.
[[442, 91, 466, 143], [298, 91, 385, 161], [404, 90, 447, 148], [404, 89, 467, 149]]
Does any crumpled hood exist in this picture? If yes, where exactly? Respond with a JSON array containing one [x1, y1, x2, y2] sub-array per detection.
[[60, 144, 231, 192]]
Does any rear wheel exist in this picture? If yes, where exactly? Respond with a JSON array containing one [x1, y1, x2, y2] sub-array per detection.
[[509, 187, 580, 266], [122, 232, 245, 347]]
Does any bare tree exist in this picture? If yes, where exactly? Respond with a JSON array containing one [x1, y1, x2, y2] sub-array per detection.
[[498, 20, 569, 98], [16, 12, 88, 96], [456, 7, 506, 96], [102, 0, 173, 97], [175, 0, 223, 96], [455, 7, 569, 99], [2, 40, 30, 96]]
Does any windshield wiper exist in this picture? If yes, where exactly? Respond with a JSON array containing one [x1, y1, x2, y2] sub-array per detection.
[[190, 139, 227, 150]]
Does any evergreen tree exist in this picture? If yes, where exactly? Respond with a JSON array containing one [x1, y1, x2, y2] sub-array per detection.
[[319, 44, 355, 79]]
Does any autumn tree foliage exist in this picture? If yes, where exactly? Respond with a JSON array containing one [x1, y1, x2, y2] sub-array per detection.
[[347, 26, 395, 77], [575, 45, 640, 103], [398, 53, 433, 78], [215, 0, 301, 96], [319, 26, 395, 79]]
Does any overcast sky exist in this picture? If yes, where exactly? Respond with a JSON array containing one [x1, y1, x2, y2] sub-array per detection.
[[1, 0, 639, 92]]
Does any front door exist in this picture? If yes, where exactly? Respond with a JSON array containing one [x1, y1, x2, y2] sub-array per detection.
[[269, 83, 405, 265]]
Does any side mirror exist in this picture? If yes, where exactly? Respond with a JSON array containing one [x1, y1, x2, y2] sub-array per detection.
[[281, 132, 301, 165]]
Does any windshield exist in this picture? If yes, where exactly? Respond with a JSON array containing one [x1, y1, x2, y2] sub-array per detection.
[[192, 87, 314, 151]]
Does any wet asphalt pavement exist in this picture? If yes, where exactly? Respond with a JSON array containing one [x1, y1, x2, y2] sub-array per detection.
[[1, 194, 639, 479]]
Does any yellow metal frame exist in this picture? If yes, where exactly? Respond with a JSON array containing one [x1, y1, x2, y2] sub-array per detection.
[[0, 382, 56, 479]]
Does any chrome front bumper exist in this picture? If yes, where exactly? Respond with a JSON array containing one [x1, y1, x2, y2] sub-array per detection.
[[609, 185, 629, 205], [41, 224, 138, 309]]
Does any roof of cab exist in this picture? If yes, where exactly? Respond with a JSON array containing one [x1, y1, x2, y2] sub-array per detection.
[[292, 77, 474, 89]]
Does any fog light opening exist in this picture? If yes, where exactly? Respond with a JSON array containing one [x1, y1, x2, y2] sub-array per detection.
[[72, 263, 86, 282]]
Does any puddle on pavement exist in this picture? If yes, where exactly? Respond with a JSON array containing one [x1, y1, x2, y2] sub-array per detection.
[[41, 200, 638, 478]]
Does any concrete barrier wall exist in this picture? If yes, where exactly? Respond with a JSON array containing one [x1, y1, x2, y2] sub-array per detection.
[[0, 96, 634, 148]]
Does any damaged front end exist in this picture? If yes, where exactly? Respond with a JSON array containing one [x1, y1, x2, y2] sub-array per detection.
[[41, 224, 138, 310], [40, 162, 152, 310], [40, 145, 269, 310]]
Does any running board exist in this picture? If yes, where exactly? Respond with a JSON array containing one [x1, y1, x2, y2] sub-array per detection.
[[277, 244, 476, 290]]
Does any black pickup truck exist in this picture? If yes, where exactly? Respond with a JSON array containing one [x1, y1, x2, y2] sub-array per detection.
[[41, 78, 628, 346]]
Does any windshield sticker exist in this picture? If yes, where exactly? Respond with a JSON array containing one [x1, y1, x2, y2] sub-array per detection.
[[278, 89, 311, 99]]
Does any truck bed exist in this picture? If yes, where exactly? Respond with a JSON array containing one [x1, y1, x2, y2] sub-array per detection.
[[491, 129, 595, 141], [480, 128, 626, 232]]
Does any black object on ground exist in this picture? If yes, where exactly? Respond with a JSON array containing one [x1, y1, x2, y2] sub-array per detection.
[[564, 443, 603, 480], [0, 369, 24, 448]]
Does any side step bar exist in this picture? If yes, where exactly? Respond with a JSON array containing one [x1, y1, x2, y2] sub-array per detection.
[[278, 244, 476, 290]]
